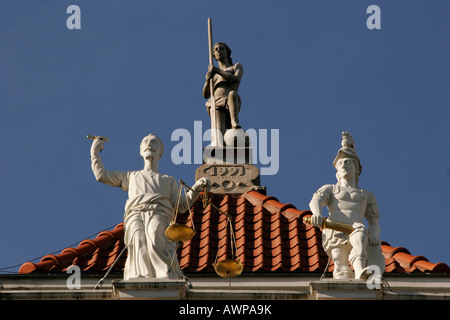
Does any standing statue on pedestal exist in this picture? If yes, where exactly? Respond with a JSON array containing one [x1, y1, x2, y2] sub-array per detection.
[[308, 132, 385, 280], [203, 41, 243, 137], [90, 134, 210, 280]]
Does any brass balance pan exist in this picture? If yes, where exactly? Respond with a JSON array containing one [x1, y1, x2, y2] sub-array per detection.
[[165, 223, 196, 243], [214, 259, 243, 278]]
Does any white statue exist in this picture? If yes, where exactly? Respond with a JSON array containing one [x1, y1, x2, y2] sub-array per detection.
[[309, 132, 385, 280], [90, 134, 210, 280]]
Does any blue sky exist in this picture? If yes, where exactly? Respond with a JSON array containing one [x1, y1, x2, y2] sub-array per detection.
[[0, 0, 449, 273]]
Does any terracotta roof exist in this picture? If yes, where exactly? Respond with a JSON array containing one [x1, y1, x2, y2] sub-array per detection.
[[19, 223, 126, 274], [18, 190, 450, 275]]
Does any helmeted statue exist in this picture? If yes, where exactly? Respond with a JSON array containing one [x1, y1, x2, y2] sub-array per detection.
[[308, 132, 385, 279]]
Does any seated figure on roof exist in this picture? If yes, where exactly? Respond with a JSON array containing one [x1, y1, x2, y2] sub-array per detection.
[[308, 132, 385, 280], [90, 134, 210, 280], [203, 42, 243, 137]]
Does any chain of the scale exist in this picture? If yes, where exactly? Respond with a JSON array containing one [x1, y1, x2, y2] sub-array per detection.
[[228, 218, 239, 262], [171, 182, 204, 229], [175, 180, 242, 276], [183, 186, 196, 233], [170, 184, 184, 225], [202, 186, 208, 208], [168, 184, 193, 273], [214, 216, 239, 265]]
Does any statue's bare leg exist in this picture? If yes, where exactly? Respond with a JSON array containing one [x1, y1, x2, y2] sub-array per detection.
[[228, 91, 241, 129], [330, 246, 354, 279], [349, 231, 370, 279]]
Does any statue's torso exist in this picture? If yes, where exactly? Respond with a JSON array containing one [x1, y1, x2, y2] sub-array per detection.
[[213, 64, 240, 97], [127, 170, 174, 200], [327, 185, 368, 225]]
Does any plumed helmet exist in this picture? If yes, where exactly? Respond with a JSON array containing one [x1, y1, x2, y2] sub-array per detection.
[[332, 131, 362, 176]]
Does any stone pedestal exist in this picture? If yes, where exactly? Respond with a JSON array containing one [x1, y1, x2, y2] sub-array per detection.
[[203, 146, 253, 165], [112, 278, 187, 300], [309, 279, 383, 300]]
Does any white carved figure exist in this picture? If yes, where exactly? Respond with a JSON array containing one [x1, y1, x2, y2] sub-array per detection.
[[309, 132, 385, 280], [90, 134, 210, 280]]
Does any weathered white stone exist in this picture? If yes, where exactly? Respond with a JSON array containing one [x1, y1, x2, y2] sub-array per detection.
[[90, 134, 210, 280], [308, 132, 385, 280]]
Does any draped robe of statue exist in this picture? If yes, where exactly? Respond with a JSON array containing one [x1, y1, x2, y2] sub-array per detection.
[[91, 156, 197, 280]]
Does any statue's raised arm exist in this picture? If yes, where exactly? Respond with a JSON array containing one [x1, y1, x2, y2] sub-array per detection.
[[88, 134, 210, 280]]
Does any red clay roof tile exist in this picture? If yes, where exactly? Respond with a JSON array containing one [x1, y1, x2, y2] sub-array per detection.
[[18, 191, 449, 276]]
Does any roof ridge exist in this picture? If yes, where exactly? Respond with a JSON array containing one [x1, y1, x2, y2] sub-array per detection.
[[19, 223, 124, 274], [243, 190, 311, 218]]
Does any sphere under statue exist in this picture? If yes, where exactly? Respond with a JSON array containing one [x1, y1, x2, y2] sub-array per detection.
[[223, 128, 250, 147]]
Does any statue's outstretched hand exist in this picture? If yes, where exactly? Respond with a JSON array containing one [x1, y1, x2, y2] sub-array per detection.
[[90, 138, 104, 157], [193, 177, 211, 192]]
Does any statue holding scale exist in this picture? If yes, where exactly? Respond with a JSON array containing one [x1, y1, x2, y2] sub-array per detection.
[[89, 134, 210, 280]]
